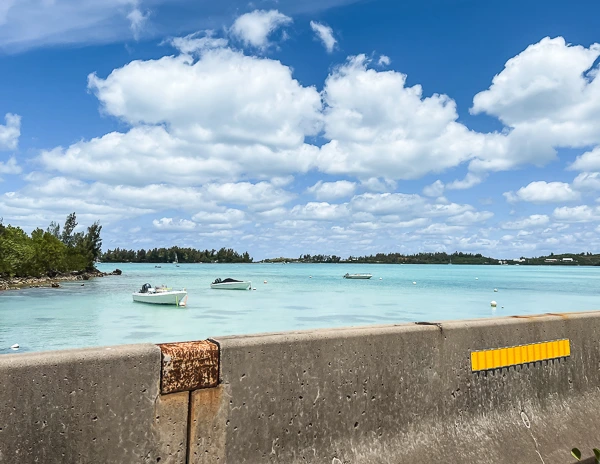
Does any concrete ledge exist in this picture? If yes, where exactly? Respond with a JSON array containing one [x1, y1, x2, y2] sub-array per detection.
[[0, 344, 174, 464], [158, 340, 219, 394], [194, 311, 600, 463]]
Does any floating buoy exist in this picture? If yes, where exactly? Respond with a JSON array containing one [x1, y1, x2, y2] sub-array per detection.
[[475, 277, 479, 280], [501, 306, 504, 309], [379, 277, 382, 280], [490, 301, 497, 307], [252, 287, 257, 291], [263, 280, 267, 284], [10, 344, 19, 349], [413, 281, 417, 285], [494, 288, 498, 292], [309, 276, 312, 278]]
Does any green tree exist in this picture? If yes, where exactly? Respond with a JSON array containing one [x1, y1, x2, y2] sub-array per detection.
[[61, 212, 78, 247]]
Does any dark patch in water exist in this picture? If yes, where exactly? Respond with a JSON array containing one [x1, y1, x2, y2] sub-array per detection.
[[132, 324, 153, 330], [124, 331, 163, 340], [0, 347, 30, 354], [296, 314, 402, 324], [35, 317, 55, 322], [194, 309, 250, 317], [195, 314, 230, 320], [284, 305, 311, 310]]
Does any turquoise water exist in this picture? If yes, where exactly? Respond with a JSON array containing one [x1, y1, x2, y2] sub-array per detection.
[[1, 263, 599, 353]]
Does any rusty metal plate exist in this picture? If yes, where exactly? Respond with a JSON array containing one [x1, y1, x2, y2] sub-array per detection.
[[158, 340, 219, 394]]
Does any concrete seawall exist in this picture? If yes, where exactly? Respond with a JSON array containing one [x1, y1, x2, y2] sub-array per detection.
[[1, 312, 599, 463]]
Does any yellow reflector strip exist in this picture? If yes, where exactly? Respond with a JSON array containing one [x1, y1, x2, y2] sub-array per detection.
[[471, 339, 570, 372]]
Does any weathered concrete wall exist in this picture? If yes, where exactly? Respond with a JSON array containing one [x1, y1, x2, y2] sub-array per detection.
[[0, 344, 188, 464], [190, 312, 600, 464], [2, 312, 600, 463]]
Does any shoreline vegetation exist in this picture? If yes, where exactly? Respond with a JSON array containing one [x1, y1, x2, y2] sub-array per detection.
[[0, 213, 116, 291]]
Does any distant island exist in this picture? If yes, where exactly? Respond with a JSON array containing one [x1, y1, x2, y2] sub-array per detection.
[[260, 252, 600, 266], [101, 247, 253, 263]]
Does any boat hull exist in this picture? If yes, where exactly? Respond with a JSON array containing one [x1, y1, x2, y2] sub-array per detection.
[[132, 291, 188, 305], [210, 281, 251, 290], [343, 274, 372, 279]]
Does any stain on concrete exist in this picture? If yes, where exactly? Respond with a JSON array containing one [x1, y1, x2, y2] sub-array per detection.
[[187, 386, 227, 463]]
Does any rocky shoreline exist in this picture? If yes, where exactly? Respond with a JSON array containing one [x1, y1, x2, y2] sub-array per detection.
[[0, 268, 122, 291]]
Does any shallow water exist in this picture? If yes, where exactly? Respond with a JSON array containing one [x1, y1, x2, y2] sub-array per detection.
[[1, 263, 598, 353]]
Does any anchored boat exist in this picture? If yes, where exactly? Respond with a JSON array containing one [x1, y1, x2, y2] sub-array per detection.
[[343, 273, 373, 279], [210, 278, 252, 290], [132, 283, 188, 306]]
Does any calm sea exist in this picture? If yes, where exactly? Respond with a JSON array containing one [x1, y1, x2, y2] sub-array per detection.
[[1, 263, 598, 353]]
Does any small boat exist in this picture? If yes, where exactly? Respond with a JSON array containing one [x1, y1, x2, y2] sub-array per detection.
[[132, 283, 187, 306], [210, 278, 252, 290], [343, 273, 372, 279], [155, 265, 161, 268]]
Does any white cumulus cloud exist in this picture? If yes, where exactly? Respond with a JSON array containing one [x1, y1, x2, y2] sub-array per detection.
[[504, 181, 580, 203], [230, 10, 292, 50], [501, 215, 550, 230], [153, 217, 197, 231], [377, 55, 390, 66], [573, 172, 600, 191], [471, 37, 600, 173], [0, 113, 20, 150], [310, 21, 337, 53], [553, 205, 600, 223], [41, 48, 323, 185], [446, 172, 486, 190], [422, 180, 444, 197], [317, 54, 496, 180], [0, 157, 22, 176], [569, 147, 600, 171], [306, 180, 356, 200]]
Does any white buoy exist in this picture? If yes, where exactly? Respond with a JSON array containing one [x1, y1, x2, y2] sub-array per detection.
[[379, 277, 382, 280], [309, 276, 312, 278], [475, 277, 479, 280], [490, 301, 497, 307], [252, 287, 257, 291], [494, 288, 498, 292], [10, 344, 19, 349], [413, 281, 417, 285], [263, 280, 267, 284]]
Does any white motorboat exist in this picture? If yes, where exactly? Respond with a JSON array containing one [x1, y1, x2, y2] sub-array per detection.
[[210, 278, 252, 290], [343, 273, 372, 279], [132, 283, 188, 306]]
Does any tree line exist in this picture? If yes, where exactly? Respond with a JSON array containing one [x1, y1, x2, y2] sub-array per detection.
[[101, 247, 253, 263], [0, 213, 102, 278], [286, 252, 497, 265]]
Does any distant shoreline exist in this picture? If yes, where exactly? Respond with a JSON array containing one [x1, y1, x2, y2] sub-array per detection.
[[0, 268, 122, 292]]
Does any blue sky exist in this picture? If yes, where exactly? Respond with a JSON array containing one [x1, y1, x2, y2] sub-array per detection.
[[1, 0, 600, 260]]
